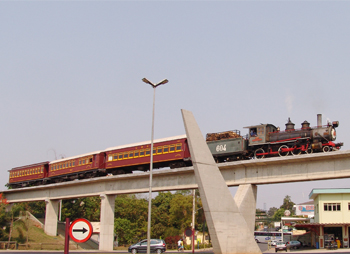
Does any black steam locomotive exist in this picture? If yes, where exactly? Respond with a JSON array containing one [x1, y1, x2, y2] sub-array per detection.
[[206, 114, 343, 162]]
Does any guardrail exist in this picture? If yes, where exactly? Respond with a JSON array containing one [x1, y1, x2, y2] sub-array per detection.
[[0, 241, 80, 250]]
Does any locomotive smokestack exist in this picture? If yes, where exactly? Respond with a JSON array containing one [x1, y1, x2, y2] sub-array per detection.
[[317, 114, 322, 127]]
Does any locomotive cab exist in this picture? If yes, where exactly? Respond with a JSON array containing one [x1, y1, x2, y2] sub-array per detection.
[[245, 124, 278, 146]]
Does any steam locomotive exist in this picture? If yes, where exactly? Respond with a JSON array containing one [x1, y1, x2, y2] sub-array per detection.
[[7, 114, 343, 188], [208, 114, 343, 162]]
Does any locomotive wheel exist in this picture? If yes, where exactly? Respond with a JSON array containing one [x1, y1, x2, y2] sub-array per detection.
[[323, 146, 331, 152], [254, 148, 265, 159], [305, 147, 314, 154], [291, 145, 302, 156], [278, 145, 289, 157], [305, 147, 313, 154]]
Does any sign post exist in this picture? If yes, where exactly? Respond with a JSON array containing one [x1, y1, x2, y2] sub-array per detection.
[[64, 218, 70, 254], [69, 218, 93, 243]]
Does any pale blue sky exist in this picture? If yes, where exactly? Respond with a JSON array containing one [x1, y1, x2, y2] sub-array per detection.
[[1, 1, 350, 209]]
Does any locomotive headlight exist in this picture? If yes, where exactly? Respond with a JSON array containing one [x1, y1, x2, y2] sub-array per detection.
[[332, 121, 339, 128], [331, 128, 336, 141]]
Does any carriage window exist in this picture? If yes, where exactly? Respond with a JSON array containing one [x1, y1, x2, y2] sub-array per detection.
[[89, 157, 93, 163], [124, 152, 128, 159], [129, 151, 134, 158], [118, 153, 123, 160], [145, 149, 150, 156], [176, 143, 182, 151], [134, 150, 139, 157], [157, 147, 163, 154], [113, 154, 118, 160], [163, 146, 169, 153], [139, 150, 145, 157], [169, 145, 175, 152], [41, 168, 43, 173]]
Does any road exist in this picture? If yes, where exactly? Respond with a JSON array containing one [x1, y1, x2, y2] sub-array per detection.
[[0, 243, 349, 254]]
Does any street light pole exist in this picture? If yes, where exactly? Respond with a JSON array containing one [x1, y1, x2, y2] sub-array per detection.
[[142, 78, 169, 254]]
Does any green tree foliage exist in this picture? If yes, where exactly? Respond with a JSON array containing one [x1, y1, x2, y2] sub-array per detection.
[[169, 193, 194, 231], [267, 207, 278, 217], [113, 191, 205, 245], [0, 204, 10, 240], [280, 195, 295, 213], [62, 196, 101, 221], [273, 208, 285, 221], [114, 194, 148, 243]]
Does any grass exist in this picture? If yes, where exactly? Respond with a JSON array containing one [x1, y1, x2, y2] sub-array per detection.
[[5, 218, 79, 250]]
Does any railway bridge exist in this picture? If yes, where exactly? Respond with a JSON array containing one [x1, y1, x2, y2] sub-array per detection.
[[2, 109, 350, 253]]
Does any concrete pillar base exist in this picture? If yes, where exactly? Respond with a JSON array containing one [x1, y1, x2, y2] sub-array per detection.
[[44, 199, 59, 236], [99, 194, 116, 251]]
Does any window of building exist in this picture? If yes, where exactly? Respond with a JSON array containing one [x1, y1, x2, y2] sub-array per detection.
[[324, 203, 341, 211]]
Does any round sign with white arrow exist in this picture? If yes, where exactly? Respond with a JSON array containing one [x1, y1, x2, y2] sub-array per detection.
[[69, 218, 93, 243]]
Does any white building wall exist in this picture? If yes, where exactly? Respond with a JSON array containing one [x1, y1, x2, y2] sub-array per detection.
[[316, 193, 350, 224]]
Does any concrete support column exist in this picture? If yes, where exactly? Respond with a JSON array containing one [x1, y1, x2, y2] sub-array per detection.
[[99, 194, 116, 251], [344, 226, 349, 248], [234, 184, 257, 233], [182, 109, 261, 254], [44, 199, 59, 236], [319, 226, 324, 248]]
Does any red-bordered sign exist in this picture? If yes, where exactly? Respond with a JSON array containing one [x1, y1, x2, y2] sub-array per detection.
[[69, 218, 93, 243]]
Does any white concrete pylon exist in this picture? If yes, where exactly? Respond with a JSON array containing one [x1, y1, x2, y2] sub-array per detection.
[[181, 109, 261, 254], [99, 194, 116, 251], [44, 199, 59, 236]]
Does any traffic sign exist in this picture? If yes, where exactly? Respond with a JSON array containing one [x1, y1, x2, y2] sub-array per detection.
[[69, 218, 93, 243]]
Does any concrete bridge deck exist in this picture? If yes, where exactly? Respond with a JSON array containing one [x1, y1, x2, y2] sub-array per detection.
[[2, 149, 350, 203]]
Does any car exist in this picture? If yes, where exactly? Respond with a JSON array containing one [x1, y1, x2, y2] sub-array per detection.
[[286, 241, 302, 249], [275, 241, 287, 252], [271, 239, 283, 246], [128, 239, 166, 254]]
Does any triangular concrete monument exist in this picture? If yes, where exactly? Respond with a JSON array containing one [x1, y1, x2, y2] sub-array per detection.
[[182, 109, 261, 254]]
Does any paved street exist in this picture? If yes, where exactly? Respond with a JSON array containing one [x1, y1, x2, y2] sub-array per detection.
[[1, 243, 350, 254]]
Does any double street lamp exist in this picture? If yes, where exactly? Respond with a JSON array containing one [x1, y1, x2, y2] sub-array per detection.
[[142, 78, 169, 254]]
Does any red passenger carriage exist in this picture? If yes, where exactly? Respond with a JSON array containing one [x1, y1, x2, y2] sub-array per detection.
[[8, 161, 49, 188], [104, 135, 191, 174], [48, 150, 105, 183]]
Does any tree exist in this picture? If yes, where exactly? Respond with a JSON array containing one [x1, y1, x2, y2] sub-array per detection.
[[267, 207, 278, 217], [61, 197, 101, 221], [273, 208, 285, 221], [280, 195, 295, 214]]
